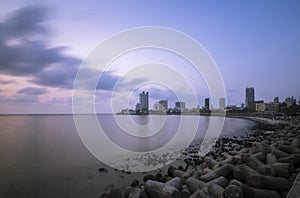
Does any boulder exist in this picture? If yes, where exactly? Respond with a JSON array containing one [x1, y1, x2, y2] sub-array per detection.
[[189, 189, 210, 198], [186, 177, 206, 193], [240, 165, 290, 191], [242, 185, 281, 198], [247, 156, 275, 176], [223, 184, 242, 198], [208, 183, 224, 198], [145, 180, 179, 198]]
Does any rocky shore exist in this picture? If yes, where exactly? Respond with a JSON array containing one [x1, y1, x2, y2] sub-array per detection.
[[100, 117, 300, 198]]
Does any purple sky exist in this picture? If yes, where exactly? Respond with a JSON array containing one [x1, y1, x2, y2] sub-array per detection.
[[0, 1, 300, 113]]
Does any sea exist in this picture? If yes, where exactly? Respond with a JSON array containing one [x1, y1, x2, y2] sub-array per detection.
[[0, 114, 254, 198]]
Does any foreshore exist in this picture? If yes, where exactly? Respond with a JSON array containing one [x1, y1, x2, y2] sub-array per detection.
[[100, 116, 300, 198]]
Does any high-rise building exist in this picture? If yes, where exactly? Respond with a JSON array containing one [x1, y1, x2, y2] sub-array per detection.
[[265, 102, 279, 113], [205, 98, 210, 111], [175, 101, 186, 112], [153, 102, 160, 111], [135, 103, 141, 112], [264, 97, 280, 113], [241, 103, 245, 109], [285, 96, 296, 107], [159, 100, 168, 111], [245, 87, 255, 111], [219, 98, 226, 110], [139, 91, 149, 114]]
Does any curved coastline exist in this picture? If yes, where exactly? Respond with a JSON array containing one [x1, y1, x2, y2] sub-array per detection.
[[100, 116, 300, 198]]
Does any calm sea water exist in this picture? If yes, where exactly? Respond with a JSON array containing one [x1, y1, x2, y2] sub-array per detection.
[[0, 115, 254, 198]]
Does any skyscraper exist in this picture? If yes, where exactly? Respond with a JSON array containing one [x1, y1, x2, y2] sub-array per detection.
[[153, 102, 160, 111], [175, 101, 185, 113], [205, 98, 210, 111], [219, 98, 226, 110], [285, 96, 296, 107], [139, 91, 149, 114], [245, 87, 255, 111], [159, 100, 168, 111]]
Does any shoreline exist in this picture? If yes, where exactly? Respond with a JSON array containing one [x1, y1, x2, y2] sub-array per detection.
[[100, 116, 300, 198]]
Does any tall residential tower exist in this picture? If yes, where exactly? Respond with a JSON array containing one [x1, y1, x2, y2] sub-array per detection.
[[139, 91, 149, 114], [245, 87, 255, 111]]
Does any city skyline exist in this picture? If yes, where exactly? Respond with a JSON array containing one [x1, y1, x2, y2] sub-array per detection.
[[124, 88, 298, 113], [0, 1, 300, 113]]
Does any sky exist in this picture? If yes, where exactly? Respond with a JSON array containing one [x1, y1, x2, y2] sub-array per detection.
[[0, 0, 300, 113]]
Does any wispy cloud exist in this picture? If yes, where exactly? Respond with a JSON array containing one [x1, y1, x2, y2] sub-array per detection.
[[0, 79, 16, 85], [17, 86, 49, 95], [0, 95, 39, 103]]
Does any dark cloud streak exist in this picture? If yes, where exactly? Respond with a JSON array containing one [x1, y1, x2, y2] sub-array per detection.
[[0, 5, 81, 89], [0, 6, 155, 98], [17, 86, 49, 95], [0, 95, 38, 103]]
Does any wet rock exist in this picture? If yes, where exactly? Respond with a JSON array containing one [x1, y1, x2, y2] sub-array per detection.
[[98, 167, 108, 173], [278, 155, 295, 164], [247, 156, 275, 176], [266, 153, 277, 164], [178, 165, 184, 171], [232, 166, 244, 181], [240, 165, 291, 191], [186, 177, 206, 193], [273, 149, 289, 158], [167, 166, 176, 177], [279, 145, 300, 154], [189, 189, 210, 198], [173, 170, 185, 179], [130, 179, 139, 187], [200, 163, 233, 182], [180, 188, 191, 198], [232, 155, 241, 165], [291, 137, 300, 148], [181, 169, 195, 181], [206, 176, 229, 188], [145, 180, 179, 198], [165, 177, 182, 190], [242, 185, 281, 198], [208, 183, 224, 198], [154, 173, 164, 182], [100, 184, 122, 198], [143, 174, 154, 183], [123, 187, 133, 198], [204, 156, 218, 169], [223, 184, 242, 198], [128, 188, 147, 198]]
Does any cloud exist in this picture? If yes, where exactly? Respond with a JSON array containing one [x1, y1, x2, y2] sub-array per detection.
[[0, 6, 146, 93], [75, 68, 149, 92], [75, 69, 119, 90], [0, 95, 39, 103], [0, 4, 160, 108], [0, 79, 15, 85], [17, 86, 49, 95], [51, 97, 65, 104], [0, 6, 49, 39], [0, 5, 81, 88], [146, 87, 177, 101]]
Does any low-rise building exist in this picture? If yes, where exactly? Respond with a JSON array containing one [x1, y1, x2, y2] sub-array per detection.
[[265, 102, 279, 113], [255, 101, 265, 112]]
